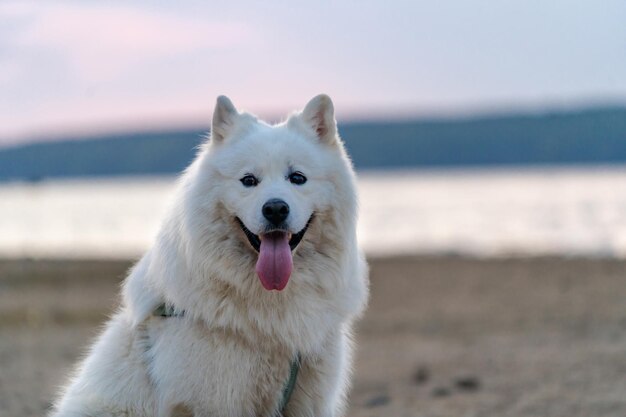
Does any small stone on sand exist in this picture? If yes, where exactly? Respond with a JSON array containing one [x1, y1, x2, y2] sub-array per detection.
[[365, 394, 391, 408]]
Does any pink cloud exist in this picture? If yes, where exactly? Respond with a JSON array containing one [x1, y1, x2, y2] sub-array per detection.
[[11, 3, 256, 82]]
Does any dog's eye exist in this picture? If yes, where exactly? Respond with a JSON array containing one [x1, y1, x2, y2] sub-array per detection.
[[240, 174, 258, 187], [288, 172, 307, 185]]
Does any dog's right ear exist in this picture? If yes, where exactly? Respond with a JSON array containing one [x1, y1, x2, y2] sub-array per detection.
[[211, 95, 239, 142], [298, 94, 338, 145]]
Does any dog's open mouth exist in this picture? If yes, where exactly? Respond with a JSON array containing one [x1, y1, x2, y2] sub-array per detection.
[[235, 216, 313, 291], [235, 217, 312, 253]]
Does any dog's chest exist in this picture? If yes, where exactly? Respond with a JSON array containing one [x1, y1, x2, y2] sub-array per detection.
[[145, 316, 294, 417]]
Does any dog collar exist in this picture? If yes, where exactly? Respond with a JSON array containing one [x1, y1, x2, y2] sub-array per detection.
[[152, 304, 301, 414], [153, 303, 184, 318], [276, 353, 301, 415]]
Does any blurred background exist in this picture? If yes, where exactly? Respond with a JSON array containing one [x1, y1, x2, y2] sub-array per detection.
[[1, 1, 626, 416]]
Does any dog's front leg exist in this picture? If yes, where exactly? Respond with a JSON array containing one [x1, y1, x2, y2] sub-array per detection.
[[283, 328, 354, 417]]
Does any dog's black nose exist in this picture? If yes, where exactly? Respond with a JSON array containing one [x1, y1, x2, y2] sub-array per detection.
[[262, 199, 289, 226]]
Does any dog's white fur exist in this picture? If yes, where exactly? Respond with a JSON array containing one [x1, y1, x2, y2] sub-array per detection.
[[52, 95, 369, 417]]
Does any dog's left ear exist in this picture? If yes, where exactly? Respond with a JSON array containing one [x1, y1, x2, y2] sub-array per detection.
[[300, 94, 337, 144], [211, 95, 239, 142]]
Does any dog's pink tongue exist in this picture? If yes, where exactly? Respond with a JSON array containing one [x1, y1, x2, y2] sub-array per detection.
[[256, 232, 293, 291]]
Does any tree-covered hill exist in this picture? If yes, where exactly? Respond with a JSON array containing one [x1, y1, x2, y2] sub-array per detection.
[[1, 107, 625, 182]]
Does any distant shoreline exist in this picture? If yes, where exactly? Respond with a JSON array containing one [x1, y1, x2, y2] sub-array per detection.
[[2, 253, 625, 268], [2, 106, 626, 182]]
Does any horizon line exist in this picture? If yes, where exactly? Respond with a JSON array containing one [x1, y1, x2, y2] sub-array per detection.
[[2, 98, 626, 150]]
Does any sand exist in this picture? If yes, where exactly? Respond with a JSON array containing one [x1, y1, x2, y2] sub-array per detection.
[[1, 256, 626, 417]]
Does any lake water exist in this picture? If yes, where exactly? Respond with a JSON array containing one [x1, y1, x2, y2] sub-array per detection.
[[2, 166, 626, 259]]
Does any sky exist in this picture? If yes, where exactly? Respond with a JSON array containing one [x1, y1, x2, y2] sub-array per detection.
[[1, 0, 625, 145]]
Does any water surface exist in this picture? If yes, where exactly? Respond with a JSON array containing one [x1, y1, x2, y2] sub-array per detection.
[[2, 166, 626, 258]]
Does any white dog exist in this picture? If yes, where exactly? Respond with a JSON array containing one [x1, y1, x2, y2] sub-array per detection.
[[52, 95, 369, 417]]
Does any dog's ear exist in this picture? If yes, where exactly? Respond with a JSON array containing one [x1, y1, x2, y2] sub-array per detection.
[[211, 95, 239, 142], [300, 94, 337, 144]]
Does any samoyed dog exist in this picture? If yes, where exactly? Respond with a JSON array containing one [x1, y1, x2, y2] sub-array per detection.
[[52, 95, 369, 417]]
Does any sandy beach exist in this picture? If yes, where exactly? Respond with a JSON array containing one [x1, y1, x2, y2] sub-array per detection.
[[1, 256, 625, 417]]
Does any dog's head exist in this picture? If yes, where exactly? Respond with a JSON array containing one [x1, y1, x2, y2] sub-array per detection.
[[188, 95, 356, 292]]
